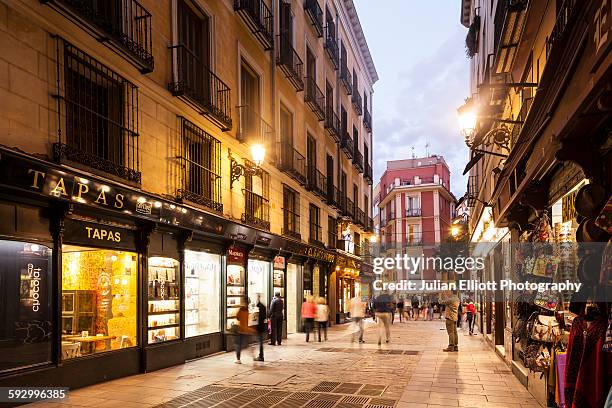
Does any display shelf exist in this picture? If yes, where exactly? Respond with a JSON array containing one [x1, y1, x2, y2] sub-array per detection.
[[149, 310, 180, 315], [148, 323, 179, 331]]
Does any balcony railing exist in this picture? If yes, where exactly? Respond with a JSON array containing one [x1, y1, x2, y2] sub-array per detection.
[[307, 166, 327, 198], [353, 149, 364, 173], [304, 0, 323, 38], [546, 0, 579, 58], [363, 106, 372, 132], [324, 23, 339, 70], [276, 34, 304, 91], [169, 45, 232, 131], [340, 130, 354, 159], [355, 207, 366, 227], [352, 91, 363, 116], [340, 65, 352, 95], [234, 0, 274, 51], [53, 39, 141, 183], [242, 189, 270, 230], [327, 184, 341, 210], [337, 239, 359, 256], [304, 77, 326, 121], [344, 197, 355, 218], [282, 209, 301, 240], [510, 97, 533, 148], [236, 105, 275, 155], [364, 161, 373, 183], [176, 117, 223, 213], [324, 105, 340, 142], [277, 142, 307, 185], [43, 0, 154, 73], [405, 208, 422, 217]]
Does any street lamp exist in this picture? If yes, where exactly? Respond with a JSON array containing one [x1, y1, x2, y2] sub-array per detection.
[[229, 144, 266, 188], [451, 225, 461, 238], [458, 107, 477, 145]]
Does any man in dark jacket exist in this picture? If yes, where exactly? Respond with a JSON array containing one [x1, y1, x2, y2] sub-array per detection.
[[268, 292, 284, 346], [255, 294, 266, 361]]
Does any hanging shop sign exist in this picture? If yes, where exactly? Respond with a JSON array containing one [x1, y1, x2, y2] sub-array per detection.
[[562, 189, 578, 223], [593, 0, 612, 71], [0, 148, 228, 235], [273, 255, 286, 270], [64, 219, 137, 250], [227, 245, 247, 266], [283, 239, 335, 263], [335, 254, 361, 270]]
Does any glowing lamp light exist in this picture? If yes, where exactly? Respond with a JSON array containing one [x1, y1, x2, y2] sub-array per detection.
[[250, 144, 266, 167], [458, 109, 477, 142], [369, 235, 378, 243], [451, 226, 461, 237]]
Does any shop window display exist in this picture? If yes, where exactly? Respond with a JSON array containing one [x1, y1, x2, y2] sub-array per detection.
[[0, 240, 52, 372], [226, 263, 245, 330], [248, 260, 270, 322], [184, 250, 221, 337], [147, 257, 180, 343], [61, 246, 137, 359]]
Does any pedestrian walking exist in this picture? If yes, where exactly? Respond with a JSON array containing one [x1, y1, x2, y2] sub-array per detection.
[[234, 297, 254, 364], [457, 301, 464, 329], [254, 294, 266, 361], [427, 300, 434, 321], [396, 298, 404, 323], [350, 294, 365, 343], [315, 297, 329, 342], [374, 292, 393, 345], [268, 292, 284, 346], [466, 299, 476, 335], [442, 291, 460, 352], [301, 296, 316, 342], [411, 296, 419, 321]]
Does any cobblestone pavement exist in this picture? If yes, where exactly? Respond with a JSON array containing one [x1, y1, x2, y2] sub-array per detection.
[[25, 318, 542, 408]]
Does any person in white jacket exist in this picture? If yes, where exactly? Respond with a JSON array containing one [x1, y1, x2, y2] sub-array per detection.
[[350, 295, 365, 343], [315, 297, 329, 342]]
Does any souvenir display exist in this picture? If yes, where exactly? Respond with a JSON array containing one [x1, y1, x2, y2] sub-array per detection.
[[147, 257, 180, 344]]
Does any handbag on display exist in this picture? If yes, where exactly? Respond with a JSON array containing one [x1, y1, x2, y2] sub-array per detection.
[[524, 343, 551, 373], [529, 314, 561, 343], [532, 255, 559, 277]]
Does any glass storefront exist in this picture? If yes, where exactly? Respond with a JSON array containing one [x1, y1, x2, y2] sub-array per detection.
[[147, 257, 180, 343], [61, 245, 138, 359], [0, 240, 53, 372], [184, 250, 221, 337], [248, 259, 270, 324]]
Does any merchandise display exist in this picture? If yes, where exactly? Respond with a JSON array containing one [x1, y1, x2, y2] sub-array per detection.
[[147, 257, 180, 344], [184, 250, 221, 337], [226, 264, 245, 330], [61, 246, 138, 357]]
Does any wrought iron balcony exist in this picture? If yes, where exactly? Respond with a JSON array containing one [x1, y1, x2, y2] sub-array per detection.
[[304, 0, 323, 38], [304, 77, 326, 121], [169, 45, 232, 131], [353, 149, 364, 173], [355, 207, 366, 227], [276, 34, 304, 91], [282, 209, 301, 240], [53, 39, 141, 184], [234, 0, 274, 51], [324, 105, 340, 142], [340, 65, 352, 95], [406, 208, 422, 217], [363, 106, 372, 132], [364, 161, 373, 183], [236, 105, 275, 156], [337, 239, 359, 256], [343, 197, 355, 218], [352, 91, 363, 116], [324, 24, 339, 70], [277, 142, 307, 185], [327, 184, 341, 210], [307, 166, 327, 199], [176, 117, 223, 213], [42, 0, 154, 73], [340, 130, 354, 159], [242, 189, 270, 230]]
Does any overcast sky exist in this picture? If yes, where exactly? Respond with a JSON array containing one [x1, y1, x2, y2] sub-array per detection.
[[354, 1, 470, 198]]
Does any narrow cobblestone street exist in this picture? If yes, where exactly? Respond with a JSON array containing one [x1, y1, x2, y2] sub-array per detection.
[[26, 319, 542, 408]]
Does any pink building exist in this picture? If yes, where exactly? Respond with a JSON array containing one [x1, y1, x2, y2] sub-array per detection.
[[377, 155, 455, 280]]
